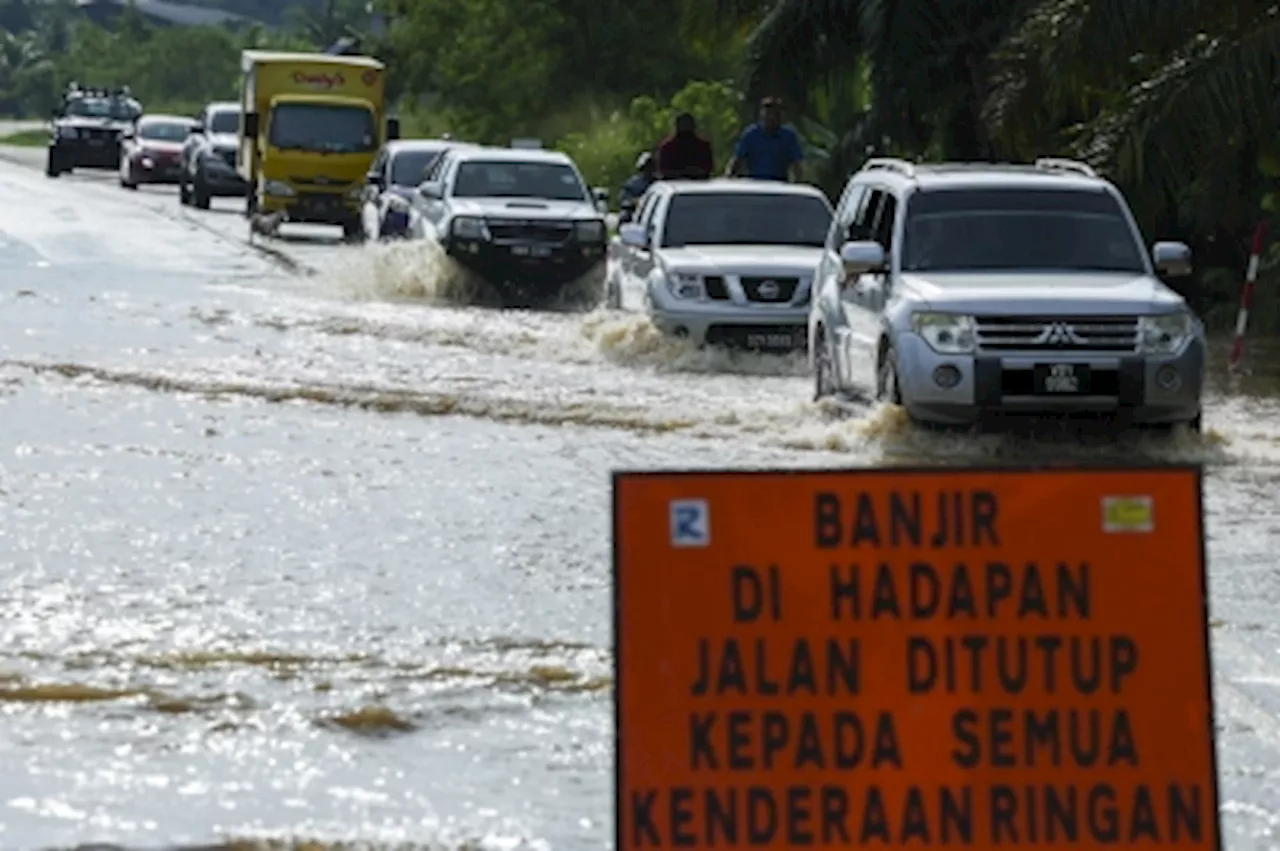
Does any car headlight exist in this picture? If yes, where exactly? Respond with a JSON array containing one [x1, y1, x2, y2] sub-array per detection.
[[1138, 312, 1194, 354], [385, 195, 411, 214], [452, 216, 488, 239], [575, 220, 605, 241], [664, 271, 704, 300], [911, 312, 976, 353], [263, 180, 294, 196]]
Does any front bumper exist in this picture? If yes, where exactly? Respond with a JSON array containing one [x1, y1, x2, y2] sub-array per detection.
[[893, 333, 1204, 425], [129, 158, 183, 183], [445, 237, 608, 287], [261, 191, 359, 225], [49, 139, 119, 168], [648, 285, 809, 351]]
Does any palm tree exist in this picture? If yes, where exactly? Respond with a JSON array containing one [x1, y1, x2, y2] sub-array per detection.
[[983, 0, 1279, 257]]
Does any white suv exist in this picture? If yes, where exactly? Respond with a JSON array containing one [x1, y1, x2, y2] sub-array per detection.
[[807, 157, 1204, 432]]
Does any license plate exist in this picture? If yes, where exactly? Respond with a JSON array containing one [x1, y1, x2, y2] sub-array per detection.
[[746, 332, 799, 348], [511, 245, 551, 258], [1034, 363, 1091, 394]]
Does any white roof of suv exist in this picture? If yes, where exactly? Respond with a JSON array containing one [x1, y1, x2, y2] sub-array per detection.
[[858, 157, 1110, 192], [651, 177, 830, 199]]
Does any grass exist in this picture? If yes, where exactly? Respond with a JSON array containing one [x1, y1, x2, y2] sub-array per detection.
[[0, 129, 47, 147]]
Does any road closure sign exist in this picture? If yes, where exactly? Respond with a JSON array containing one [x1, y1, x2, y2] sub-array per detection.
[[613, 466, 1218, 850]]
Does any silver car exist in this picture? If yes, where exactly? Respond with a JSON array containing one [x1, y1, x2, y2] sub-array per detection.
[[808, 157, 1204, 431], [612, 179, 833, 351]]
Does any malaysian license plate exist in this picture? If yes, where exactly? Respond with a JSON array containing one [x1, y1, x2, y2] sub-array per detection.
[[511, 245, 551, 258], [746, 331, 800, 348], [1034, 363, 1091, 393]]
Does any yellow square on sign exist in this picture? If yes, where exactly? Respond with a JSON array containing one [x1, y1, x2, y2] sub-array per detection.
[[1103, 495, 1154, 532]]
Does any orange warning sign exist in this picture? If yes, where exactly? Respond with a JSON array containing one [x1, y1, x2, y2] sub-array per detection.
[[613, 466, 1218, 850]]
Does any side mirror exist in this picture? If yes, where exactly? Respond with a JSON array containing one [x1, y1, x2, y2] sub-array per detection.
[[50, 106, 61, 119], [840, 240, 886, 276], [592, 186, 609, 211], [243, 111, 259, 138], [619, 223, 647, 249], [366, 171, 384, 188], [418, 181, 442, 199], [1152, 241, 1192, 277], [191, 124, 204, 135], [386, 117, 401, 141]]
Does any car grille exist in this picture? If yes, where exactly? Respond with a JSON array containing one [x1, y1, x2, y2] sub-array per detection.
[[974, 315, 1139, 352], [216, 148, 236, 167], [741, 277, 799, 303], [487, 220, 573, 244], [84, 128, 116, 141]]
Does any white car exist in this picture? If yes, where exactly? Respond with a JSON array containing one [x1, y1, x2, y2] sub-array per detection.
[[359, 138, 472, 240], [611, 179, 833, 351], [408, 147, 610, 305]]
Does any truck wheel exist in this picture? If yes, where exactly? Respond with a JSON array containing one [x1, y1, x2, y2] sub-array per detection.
[[193, 174, 211, 210], [45, 153, 59, 177]]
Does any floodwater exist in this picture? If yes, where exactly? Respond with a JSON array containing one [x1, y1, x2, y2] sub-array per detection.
[[2, 148, 1280, 849]]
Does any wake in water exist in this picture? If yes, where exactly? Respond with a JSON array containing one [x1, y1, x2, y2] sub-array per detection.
[[316, 239, 606, 311]]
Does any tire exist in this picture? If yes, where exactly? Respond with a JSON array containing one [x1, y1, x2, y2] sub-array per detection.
[[179, 177, 191, 205], [342, 218, 364, 242], [193, 174, 210, 209], [813, 327, 837, 401], [876, 346, 903, 404], [45, 153, 59, 178]]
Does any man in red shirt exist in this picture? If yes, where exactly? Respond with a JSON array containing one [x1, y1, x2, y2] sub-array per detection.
[[656, 112, 713, 179]]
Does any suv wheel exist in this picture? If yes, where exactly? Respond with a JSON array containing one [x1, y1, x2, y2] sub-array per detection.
[[45, 154, 59, 178], [193, 175, 211, 209], [877, 347, 902, 404], [813, 328, 836, 401]]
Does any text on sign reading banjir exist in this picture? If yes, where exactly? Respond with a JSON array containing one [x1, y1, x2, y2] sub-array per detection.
[[628, 488, 1205, 847]]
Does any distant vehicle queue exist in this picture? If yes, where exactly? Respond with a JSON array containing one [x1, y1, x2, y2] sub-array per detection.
[[39, 53, 1206, 435]]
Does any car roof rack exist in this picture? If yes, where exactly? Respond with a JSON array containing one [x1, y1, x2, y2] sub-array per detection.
[[1034, 157, 1097, 178], [862, 157, 916, 177]]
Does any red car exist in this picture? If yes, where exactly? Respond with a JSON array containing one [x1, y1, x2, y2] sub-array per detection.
[[119, 114, 196, 189]]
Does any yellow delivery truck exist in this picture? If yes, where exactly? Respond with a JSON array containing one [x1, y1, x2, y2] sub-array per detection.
[[237, 50, 399, 239]]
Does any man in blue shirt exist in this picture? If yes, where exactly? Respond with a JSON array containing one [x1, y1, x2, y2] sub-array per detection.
[[725, 97, 804, 182]]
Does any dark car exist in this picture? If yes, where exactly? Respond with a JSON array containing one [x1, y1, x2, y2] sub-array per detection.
[[119, 115, 196, 189], [360, 138, 469, 239], [179, 101, 246, 209], [45, 85, 143, 177]]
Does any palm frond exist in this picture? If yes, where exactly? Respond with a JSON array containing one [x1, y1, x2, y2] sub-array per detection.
[[741, 0, 860, 110]]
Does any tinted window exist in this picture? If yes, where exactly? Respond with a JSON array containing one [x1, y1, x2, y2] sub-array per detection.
[[209, 110, 239, 134], [901, 188, 1145, 273], [661, 193, 832, 248], [452, 161, 587, 201], [390, 149, 444, 185], [138, 121, 190, 142], [269, 104, 375, 154]]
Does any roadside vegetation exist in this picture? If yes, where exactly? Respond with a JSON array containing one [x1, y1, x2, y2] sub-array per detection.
[[1, 0, 1278, 330]]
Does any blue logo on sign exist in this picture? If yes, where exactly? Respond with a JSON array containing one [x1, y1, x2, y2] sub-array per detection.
[[670, 499, 709, 547]]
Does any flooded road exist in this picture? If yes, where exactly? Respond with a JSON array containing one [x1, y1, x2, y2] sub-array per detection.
[[3, 149, 1280, 849]]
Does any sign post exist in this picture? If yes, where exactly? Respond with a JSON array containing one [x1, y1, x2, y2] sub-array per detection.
[[613, 466, 1218, 850]]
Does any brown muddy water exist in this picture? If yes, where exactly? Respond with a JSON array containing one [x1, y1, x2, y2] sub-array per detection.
[[3, 153, 1280, 850]]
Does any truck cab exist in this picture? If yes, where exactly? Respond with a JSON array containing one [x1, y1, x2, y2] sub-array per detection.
[[238, 51, 399, 240]]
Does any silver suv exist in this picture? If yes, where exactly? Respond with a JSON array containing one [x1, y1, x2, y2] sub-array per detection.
[[808, 157, 1204, 431]]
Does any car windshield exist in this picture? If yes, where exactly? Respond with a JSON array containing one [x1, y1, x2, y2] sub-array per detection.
[[268, 104, 376, 154], [900, 188, 1146, 273], [209, 110, 239, 134], [139, 121, 190, 142], [390, 149, 444, 185], [452, 161, 587, 201], [661, 193, 832, 248], [66, 98, 137, 121]]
